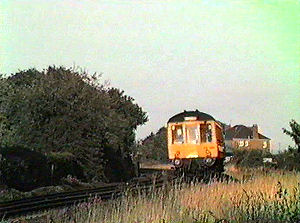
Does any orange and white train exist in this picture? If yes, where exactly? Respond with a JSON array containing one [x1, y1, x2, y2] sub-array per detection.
[[167, 110, 225, 173]]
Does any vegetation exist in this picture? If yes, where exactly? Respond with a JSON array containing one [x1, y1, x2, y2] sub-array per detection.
[[273, 119, 300, 171], [0, 146, 51, 191], [229, 147, 300, 171], [283, 120, 300, 153], [36, 169, 300, 223], [0, 66, 147, 190], [274, 147, 300, 171], [135, 127, 168, 162], [230, 148, 270, 168]]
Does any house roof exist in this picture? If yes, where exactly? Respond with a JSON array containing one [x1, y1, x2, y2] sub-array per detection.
[[225, 125, 270, 140], [168, 110, 215, 123]]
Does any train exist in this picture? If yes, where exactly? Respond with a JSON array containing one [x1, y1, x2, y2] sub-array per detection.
[[167, 110, 225, 174]]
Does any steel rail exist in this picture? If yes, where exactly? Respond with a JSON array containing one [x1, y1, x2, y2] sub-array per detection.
[[0, 177, 171, 219], [0, 184, 120, 207]]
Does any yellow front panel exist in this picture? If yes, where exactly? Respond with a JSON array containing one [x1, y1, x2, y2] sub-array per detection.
[[168, 143, 219, 159], [167, 120, 225, 160]]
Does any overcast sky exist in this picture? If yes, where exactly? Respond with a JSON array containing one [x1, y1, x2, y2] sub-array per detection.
[[1, 0, 299, 152]]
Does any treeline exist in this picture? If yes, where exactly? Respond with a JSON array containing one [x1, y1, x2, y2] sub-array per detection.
[[0, 66, 147, 191]]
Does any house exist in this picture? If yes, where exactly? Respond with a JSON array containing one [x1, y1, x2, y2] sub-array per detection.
[[224, 124, 271, 152]]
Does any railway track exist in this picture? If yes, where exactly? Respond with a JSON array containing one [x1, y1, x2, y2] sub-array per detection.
[[0, 167, 231, 220], [0, 175, 173, 220]]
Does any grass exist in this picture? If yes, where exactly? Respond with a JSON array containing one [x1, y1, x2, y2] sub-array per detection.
[[20, 168, 300, 223]]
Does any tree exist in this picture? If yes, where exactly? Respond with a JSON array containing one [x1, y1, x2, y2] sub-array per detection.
[[283, 120, 300, 153], [136, 127, 168, 162], [0, 66, 148, 183]]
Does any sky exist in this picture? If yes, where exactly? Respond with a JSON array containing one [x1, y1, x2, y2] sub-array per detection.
[[1, 0, 299, 153]]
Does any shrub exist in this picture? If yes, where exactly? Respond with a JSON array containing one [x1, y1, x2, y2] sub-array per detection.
[[231, 148, 272, 168], [230, 146, 300, 172], [102, 145, 136, 182], [0, 145, 51, 191], [135, 127, 168, 162], [47, 152, 85, 185], [274, 147, 300, 171], [283, 119, 300, 152]]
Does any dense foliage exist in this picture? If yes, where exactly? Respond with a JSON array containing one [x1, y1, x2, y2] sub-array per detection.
[[0, 145, 88, 191], [231, 147, 300, 171], [135, 127, 168, 162], [274, 147, 300, 171], [47, 152, 85, 185], [283, 119, 300, 152], [0, 146, 51, 191], [272, 120, 300, 171], [230, 148, 272, 168], [0, 66, 147, 189]]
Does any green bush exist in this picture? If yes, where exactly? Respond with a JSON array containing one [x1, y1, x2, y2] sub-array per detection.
[[230, 146, 300, 171], [0, 147, 87, 191], [102, 145, 136, 182], [277, 120, 300, 170], [274, 147, 300, 171], [47, 152, 85, 185], [0, 145, 51, 191], [135, 127, 168, 162], [231, 148, 272, 168]]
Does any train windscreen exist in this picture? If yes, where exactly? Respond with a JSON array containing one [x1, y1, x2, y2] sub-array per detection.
[[172, 125, 184, 144], [186, 125, 200, 144]]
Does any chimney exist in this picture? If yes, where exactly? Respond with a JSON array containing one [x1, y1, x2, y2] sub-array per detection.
[[252, 124, 258, 139], [224, 123, 231, 131]]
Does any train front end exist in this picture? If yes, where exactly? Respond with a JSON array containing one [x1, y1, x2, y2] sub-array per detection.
[[167, 110, 225, 172]]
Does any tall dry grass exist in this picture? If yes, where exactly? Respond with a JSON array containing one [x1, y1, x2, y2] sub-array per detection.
[[181, 170, 300, 222], [42, 169, 300, 223]]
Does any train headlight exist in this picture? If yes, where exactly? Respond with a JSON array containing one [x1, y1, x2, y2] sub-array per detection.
[[174, 159, 182, 167], [206, 149, 211, 156], [203, 158, 216, 167]]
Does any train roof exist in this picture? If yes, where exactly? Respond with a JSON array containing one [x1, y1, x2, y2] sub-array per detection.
[[168, 110, 215, 123]]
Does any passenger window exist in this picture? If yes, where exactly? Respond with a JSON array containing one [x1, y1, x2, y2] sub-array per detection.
[[172, 125, 184, 144], [200, 124, 212, 143], [215, 125, 223, 145]]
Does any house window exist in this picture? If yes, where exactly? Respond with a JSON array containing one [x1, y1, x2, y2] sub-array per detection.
[[263, 141, 268, 149], [239, 140, 244, 147]]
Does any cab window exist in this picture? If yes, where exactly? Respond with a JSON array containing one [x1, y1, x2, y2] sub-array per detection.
[[186, 125, 200, 144], [171, 125, 184, 144]]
